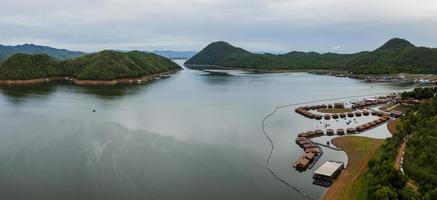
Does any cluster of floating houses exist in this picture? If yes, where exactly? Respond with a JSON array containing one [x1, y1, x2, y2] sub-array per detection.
[[351, 94, 397, 109], [295, 103, 345, 120], [292, 115, 391, 171], [292, 94, 403, 173], [291, 93, 420, 186], [296, 106, 368, 120], [295, 106, 392, 121], [355, 116, 391, 132], [324, 72, 437, 85], [398, 99, 420, 105], [294, 131, 323, 170], [364, 77, 437, 85]]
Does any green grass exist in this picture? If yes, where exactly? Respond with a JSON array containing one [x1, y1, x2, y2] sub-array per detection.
[[346, 173, 370, 200], [329, 136, 384, 200], [391, 104, 411, 113], [340, 147, 385, 200]]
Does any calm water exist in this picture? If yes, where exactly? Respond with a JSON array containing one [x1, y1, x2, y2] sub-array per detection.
[[0, 60, 413, 200]]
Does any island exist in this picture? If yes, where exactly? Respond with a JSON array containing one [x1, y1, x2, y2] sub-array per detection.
[[185, 38, 437, 75], [0, 50, 182, 86]]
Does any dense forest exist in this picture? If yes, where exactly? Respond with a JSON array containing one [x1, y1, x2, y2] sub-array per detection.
[[363, 120, 414, 200], [402, 96, 437, 197], [359, 88, 437, 200], [0, 50, 181, 80], [0, 44, 85, 62], [401, 87, 437, 100], [185, 38, 437, 74]]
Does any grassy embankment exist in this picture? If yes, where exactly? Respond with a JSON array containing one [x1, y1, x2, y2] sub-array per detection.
[[323, 136, 384, 200], [380, 103, 411, 113]]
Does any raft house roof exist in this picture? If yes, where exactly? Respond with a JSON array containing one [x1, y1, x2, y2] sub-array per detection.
[[294, 157, 310, 168], [334, 102, 344, 108], [347, 128, 356, 133], [305, 148, 320, 154], [313, 160, 344, 177]]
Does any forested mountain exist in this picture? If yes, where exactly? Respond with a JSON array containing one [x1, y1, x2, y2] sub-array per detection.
[[0, 44, 85, 63], [0, 51, 181, 80], [185, 38, 437, 74]]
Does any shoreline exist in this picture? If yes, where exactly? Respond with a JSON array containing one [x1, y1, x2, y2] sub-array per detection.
[[387, 119, 400, 135], [0, 69, 181, 86], [185, 64, 437, 84], [185, 64, 346, 73]]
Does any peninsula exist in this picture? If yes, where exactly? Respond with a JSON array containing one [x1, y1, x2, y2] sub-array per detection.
[[0, 50, 182, 85]]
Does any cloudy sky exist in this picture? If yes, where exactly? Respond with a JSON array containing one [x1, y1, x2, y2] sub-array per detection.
[[1, 0, 437, 53]]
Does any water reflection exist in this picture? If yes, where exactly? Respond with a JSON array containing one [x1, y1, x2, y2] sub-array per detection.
[[202, 70, 232, 76], [0, 118, 290, 200], [74, 85, 147, 100], [0, 81, 160, 103], [0, 84, 57, 104]]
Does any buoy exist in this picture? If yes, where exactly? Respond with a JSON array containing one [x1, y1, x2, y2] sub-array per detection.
[[93, 109, 96, 112]]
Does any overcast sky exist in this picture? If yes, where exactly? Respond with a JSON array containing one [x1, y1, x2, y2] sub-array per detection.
[[1, 0, 437, 53]]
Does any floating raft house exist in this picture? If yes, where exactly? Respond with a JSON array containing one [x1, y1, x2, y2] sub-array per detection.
[[313, 160, 344, 181]]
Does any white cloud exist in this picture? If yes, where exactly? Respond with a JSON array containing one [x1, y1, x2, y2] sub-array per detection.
[[1, 0, 437, 52], [332, 45, 342, 50]]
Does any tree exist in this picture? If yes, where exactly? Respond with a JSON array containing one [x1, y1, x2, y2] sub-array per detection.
[[374, 186, 398, 200]]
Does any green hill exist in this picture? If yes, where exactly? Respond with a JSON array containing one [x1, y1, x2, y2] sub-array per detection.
[[0, 51, 181, 80], [376, 38, 415, 50], [0, 44, 85, 63], [0, 54, 61, 80], [185, 38, 437, 74], [347, 39, 437, 74], [61, 50, 181, 80]]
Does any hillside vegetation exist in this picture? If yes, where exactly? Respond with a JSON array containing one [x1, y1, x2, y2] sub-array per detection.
[[0, 54, 61, 79], [348, 89, 437, 200], [0, 44, 85, 62], [402, 95, 437, 197], [185, 38, 437, 74], [0, 51, 181, 80]]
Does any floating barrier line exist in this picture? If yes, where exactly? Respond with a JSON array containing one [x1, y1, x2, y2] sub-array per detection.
[[262, 109, 315, 200]]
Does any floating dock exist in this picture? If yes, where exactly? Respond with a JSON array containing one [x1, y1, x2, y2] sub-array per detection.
[[312, 160, 344, 187]]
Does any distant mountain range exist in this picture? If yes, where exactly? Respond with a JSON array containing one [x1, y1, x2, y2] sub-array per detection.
[[149, 50, 196, 59], [0, 44, 196, 63], [185, 38, 437, 74], [0, 44, 85, 63]]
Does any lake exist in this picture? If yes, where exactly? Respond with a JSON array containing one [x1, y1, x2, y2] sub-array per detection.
[[0, 60, 413, 200]]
